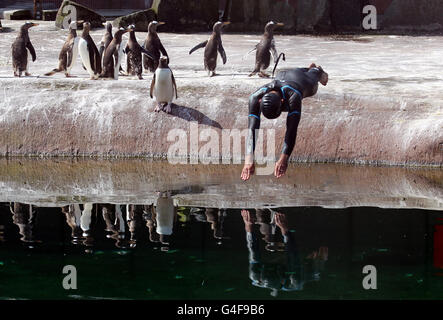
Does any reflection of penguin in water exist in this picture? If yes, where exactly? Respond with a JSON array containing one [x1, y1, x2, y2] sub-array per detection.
[[249, 21, 284, 78], [142, 21, 168, 73], [126, 25, 155, 79], [98, 22, 113, 63], [11, 22, 38, 77], [189, 21, 230, 77], [101, 26, 131, 79], [150, 56, 178, 113], [44, 21, 79, 77], [78, 22, 102, 79]]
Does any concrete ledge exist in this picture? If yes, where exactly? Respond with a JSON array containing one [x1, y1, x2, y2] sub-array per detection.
[[0, 22, 442, 166]]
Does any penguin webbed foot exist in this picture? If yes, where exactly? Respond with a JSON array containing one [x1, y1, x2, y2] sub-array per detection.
[[164, 103, 172, 114], [25, 72, 31, 77], [210, 71, 217, 77], [154, 103, 162, 112], [258, 71, 270, 78]]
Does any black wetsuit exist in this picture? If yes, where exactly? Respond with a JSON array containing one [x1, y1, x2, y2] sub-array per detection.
[[247, 67, 324, 156]]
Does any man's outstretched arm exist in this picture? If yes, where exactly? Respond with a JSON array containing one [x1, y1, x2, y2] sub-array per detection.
[[241, 88, 267, 181], [275, 92, 301, 178]]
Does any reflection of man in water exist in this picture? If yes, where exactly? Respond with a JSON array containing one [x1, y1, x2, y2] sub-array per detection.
[[241, 209, 328, 295]]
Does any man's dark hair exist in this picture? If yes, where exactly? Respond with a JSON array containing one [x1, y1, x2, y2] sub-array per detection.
[[260, 92, 282, 119]]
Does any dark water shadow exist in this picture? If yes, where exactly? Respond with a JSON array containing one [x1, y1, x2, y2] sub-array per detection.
[[0, 27, 14, 33], [169, 104, 222, 129]]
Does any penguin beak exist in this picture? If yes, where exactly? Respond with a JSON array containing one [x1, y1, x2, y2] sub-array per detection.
[[31, 23, 39, 27], [158, 21, 166, 25], [276, 23, 284, 27], [222, 21, 230, 26]]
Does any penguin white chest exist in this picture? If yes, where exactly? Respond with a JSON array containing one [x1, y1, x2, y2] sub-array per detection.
[[78, 38, 96, 78], [153, 68, 174, 103]]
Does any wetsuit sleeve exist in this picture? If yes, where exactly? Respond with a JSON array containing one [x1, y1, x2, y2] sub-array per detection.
[[282, 91, 302, 156], [246, 87, 268, 155]]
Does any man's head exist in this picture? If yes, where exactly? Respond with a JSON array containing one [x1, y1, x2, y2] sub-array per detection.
[[309, 63, 328, 86], [260, 91, 282, 119], [317, 66, 329, 86]]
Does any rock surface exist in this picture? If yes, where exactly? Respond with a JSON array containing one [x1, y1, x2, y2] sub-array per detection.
[[0, 21, 442, 167], [55, 0, 105, 29], [112, 9, 157, 31]]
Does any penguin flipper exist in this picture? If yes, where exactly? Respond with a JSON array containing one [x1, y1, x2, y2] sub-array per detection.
[[171, 70, 178, 99], [67, 42, 75, 68], [141, 47, 155, 61], [87, 43, 96, 72], [159, 42, 168, 58], [98, 44, 104, 60], [189, 40, 208, 55], [270, 40, 278, 63], [150, 73, 156, 99], [218, 43, 227, 65], [26, 41, 36, 62]]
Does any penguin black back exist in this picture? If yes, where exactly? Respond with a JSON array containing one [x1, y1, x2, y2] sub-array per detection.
[[81, 22, 102, 75], [249, 21, 284, 78], [143, 21, 168, 73], [126, 25, 154, 79], [11, 22, 38, 77], [101, 27, 130, 78], [189, 21, 229, 77]]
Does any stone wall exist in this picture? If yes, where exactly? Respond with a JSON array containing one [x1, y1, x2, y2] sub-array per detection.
[[157, 0, 443, 33]]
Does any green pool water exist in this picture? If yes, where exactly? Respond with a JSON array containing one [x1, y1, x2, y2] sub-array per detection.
[[1, 204, 442, 300]]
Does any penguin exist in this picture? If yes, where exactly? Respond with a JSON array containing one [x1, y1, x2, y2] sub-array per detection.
[[98, 21, 113, 62], [150, 56, 178, 114], [248, 21, 284, 78], [78, 21, 102, 79], [125, 25, 154, 79], [189, 21, 230, 77], [101, 26, 131, 79], [142, 21, 168, 73], [44, 21, 79, 77], [11, 21, 38, 77]]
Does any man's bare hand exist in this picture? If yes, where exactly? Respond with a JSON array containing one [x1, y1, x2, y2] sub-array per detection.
[[241, 163, 255, 181], [274, 212, 289, 234], [241, 209, 256, 232], [274, 154, 289, 178]]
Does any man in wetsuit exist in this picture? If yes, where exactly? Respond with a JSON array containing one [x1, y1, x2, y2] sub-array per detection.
[[241, 63, 328, 181]]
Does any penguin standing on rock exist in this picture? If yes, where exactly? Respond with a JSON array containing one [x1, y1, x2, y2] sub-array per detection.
[[143, 21, 168, 73], [78, 22, 102, 79], [101, 26, 131, 79], [126, 25, 154, 79], [249, 21, 284, 78], [150, 56, 178, 114], [189, 21, 230, 77], [44, 21, 79, 77], [11, 22, 38, 77], [98, 22, 113, 63]]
